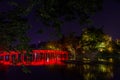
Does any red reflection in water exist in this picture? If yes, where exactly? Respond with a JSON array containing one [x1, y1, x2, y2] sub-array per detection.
[[0, 50, 68, 66], [0, 64, 9, 72]]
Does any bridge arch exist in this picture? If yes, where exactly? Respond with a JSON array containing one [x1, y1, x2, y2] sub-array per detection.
[[0, 50, 68, 66]]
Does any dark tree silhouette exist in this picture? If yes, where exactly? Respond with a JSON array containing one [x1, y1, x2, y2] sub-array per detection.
[[0, 0, 103, 50]]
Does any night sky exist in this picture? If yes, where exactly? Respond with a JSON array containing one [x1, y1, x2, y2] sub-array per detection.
[[93, 0, 120, 40], [0, 0, 120, 44]]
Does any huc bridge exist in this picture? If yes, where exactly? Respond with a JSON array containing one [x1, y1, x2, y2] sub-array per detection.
[[0, 50, 68, 66]]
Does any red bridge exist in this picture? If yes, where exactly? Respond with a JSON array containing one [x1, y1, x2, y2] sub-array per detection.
[[0, 50, 68, 66]]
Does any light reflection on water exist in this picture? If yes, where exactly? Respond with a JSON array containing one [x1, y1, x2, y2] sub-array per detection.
[[0, 63, 120, 80], [65, 63, 114, 80]]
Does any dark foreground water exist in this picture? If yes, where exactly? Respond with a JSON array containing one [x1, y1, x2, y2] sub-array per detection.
[[0, 63, 120, 80]]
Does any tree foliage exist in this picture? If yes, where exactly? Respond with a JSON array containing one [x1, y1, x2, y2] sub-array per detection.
[[35, 0, 103, 25], [0, 0, 103, 50], [8, 0, 103, 35], [80, 27, 105, 52], [0, 1, 30, 51]]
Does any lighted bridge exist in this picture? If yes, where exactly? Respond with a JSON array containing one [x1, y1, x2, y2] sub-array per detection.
[[0, 50, 68, 66]]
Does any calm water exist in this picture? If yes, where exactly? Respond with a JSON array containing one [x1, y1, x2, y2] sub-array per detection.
[[0, 63, 120, 80]]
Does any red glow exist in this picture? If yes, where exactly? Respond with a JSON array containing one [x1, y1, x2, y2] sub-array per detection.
[[0, 50, 68, 66]]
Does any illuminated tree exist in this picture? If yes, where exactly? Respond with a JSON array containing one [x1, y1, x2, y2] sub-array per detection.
[[79, 27, 113, 60], [80, 27, 105, 53], [116, 39, 120, 53], [111, 39, 120, 61], [45, 41, 63, 50], [60, 35, 79, 60], [79, 27, 115, 61], [96, 35, 113, 53]]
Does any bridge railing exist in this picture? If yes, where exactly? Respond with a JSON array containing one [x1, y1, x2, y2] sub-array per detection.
[[0, 50, 68, 66]]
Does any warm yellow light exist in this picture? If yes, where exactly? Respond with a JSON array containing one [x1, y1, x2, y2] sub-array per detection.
[[83, 64, 90, 70], [83, 58, 90, 61], [67, 64, 75, 68], [84, 73, 95, 80], [99, 64, 107, 72], [82, 51, 85, 54], [99, 42, 106, 48], [98, 58, 106, 62], [99, 48, 104, 52], [107, 47, 113, 52], [109, 58, 113, 63]]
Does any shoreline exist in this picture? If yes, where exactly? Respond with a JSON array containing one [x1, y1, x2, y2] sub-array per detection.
[[61, 60, 117, 65]]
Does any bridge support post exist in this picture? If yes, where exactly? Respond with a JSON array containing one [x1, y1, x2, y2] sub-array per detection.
[[16, 54, 18, 62], [9, 54, 12, 64], [34, 53, 36, 62], [3, 55, 5, 62], [21, 54, 24, 63]]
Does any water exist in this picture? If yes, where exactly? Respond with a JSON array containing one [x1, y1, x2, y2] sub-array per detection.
[[0, 63, 120, 80]]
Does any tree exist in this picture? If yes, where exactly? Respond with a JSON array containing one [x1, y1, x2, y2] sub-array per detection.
[[0, 0, 103, 51], [45, 40, 63, 50], [79, 27, 114, 61], [80, 27, 104, 52], [79, 27, 106, 60], [60, 34, 80, 60], [0, 3, 30, 51]]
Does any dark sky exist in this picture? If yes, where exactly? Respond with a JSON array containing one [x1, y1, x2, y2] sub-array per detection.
[[93, 0, 120, 40], [27, 0, 120, 44]]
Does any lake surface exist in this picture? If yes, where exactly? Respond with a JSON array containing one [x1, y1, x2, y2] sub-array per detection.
[[0, 63, 120, 80]]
